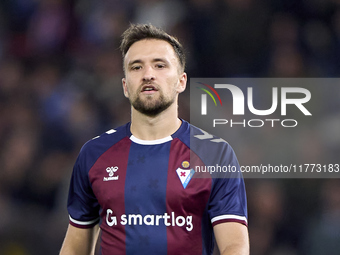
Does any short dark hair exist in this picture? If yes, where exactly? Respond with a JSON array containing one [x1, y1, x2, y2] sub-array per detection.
[[120, 24, 185, 71]]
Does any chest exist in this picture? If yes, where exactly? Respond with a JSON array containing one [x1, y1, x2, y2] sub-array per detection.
[[88, 140, 212, 216]]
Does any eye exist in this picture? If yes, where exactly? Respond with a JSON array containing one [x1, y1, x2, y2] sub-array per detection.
[[155, 63, 166, 69], [131, 65, 142, 71]]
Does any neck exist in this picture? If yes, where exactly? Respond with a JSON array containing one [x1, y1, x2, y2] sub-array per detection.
[[130, 103, 181, 140]]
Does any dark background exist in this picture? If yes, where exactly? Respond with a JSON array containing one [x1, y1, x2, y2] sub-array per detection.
[[0, 0, 339, 254]]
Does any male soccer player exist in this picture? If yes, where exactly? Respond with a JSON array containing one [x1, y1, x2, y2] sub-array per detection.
[[60, 24, 249, 255]]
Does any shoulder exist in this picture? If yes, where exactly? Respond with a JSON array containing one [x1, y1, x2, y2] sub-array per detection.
[[175, 120, 229, 147], [190, 124, 238, 169], [189, 123, 229, 145], [76, 123, 131, 167], [189, 123, 234, 153]]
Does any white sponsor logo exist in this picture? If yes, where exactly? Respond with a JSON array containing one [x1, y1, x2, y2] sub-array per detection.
[[106, 209, 193, 231], [103, 166, 119, 181]]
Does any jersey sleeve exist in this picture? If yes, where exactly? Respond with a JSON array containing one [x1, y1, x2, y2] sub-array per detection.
[[208, 144, 248, 227], [67, 147, 100, 228]]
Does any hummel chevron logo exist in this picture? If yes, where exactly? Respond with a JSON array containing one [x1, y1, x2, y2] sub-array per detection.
[[194, 129, 213, 140], [92, 129, 116, 140], [194, 129, 227, 143], [106, 129, 116, 134]]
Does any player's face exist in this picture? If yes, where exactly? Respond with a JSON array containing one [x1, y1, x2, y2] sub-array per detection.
[[122, 39, 187, 116]]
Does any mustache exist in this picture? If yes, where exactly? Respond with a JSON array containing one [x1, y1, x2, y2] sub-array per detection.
[[141, 80, 157, 86]]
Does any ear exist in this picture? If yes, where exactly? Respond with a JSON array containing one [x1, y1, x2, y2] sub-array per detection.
[[122, 78, 129, 98], [177, 72, 187, 93]]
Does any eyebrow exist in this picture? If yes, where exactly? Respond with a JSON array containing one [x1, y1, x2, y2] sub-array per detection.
[[127, 59, 142, 68], [127, 58, 169, 68], [153, 58, 168, 63]]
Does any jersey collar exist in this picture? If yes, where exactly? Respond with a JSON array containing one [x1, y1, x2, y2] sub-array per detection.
[[127, 119, 188, 145]]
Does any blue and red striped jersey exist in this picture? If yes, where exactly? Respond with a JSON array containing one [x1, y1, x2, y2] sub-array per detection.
[[67, 120, 247, 255]]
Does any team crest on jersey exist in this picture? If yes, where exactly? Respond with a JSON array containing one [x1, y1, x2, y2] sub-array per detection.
[[176, 168, 195, 189]]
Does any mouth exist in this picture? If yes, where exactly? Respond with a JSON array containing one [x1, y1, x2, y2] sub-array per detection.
[[141, 85, 158, 93]]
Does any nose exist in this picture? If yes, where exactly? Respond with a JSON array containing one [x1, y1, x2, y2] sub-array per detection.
[[143, 65, 155, 82]]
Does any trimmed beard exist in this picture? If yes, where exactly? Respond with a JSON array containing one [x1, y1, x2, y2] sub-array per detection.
[[131, 94, 175, 117]]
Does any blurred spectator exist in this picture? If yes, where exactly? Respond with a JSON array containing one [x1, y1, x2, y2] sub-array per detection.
[[301, 179, 340, 255], [78, 1, 130, 47], [133, 0, 187, 31], [247, 180, 288, 255], [186, 0, 219, 76], [213, 0, 269, 76], [26, 0, 73, 56]]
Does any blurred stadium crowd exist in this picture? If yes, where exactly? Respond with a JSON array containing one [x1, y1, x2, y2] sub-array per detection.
[[0, 0, 340, 254]]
